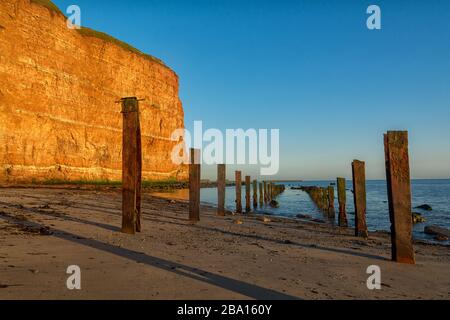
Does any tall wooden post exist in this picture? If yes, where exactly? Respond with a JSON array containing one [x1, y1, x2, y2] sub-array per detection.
[[259, 182, 263, 206], [189, 148, 201, 222], [253, 180, 258, 208], [384, 131, 415, 264], [352, 160, 368, 238], [235, 171, 242, 213], [136, 113, 142, 232], [217, 164, 226, 216], [337, 177, 348, 227], [245, 176, 251, 213], [327, 185, 335, 218], [121, 97, 142, 234]]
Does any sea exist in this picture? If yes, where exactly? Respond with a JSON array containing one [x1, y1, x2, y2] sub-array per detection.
[[200, 179, 450, 244]]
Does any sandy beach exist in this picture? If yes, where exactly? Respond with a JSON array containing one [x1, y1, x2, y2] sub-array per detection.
[[0, 186, 448, 300]]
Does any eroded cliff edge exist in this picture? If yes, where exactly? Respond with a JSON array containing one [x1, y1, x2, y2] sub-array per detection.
[[0, 0, 187, 183]]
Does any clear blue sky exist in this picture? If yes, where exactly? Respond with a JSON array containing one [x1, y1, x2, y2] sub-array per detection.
[[53, 0, 450, 180]]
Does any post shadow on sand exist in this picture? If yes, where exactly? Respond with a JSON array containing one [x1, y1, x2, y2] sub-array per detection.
[[0, 195, 387, 262], [0, 212, 299, 300], [143, 213, 388, 262], [0, 201, 120, 233]]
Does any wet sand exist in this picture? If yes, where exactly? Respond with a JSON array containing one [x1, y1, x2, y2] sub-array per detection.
[[0, 187, 449, 300]]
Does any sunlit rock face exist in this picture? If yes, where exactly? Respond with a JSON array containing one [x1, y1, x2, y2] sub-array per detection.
[[0, 0, 187, 183]]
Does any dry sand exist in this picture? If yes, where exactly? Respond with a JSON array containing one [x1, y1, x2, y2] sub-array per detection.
[[0, 187, 448, 300]]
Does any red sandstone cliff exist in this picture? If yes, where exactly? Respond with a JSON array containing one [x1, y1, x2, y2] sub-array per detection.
[[0, 0, 187, 183]]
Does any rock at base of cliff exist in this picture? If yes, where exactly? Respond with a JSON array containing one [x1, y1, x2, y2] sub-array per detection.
[[424, 225, 450, 240], [269, 200, 279, 208], [412, 212, 426, 224], [434, 235, 448, 241], [296, 213, 312, 220], [415, 204, 433, 211]]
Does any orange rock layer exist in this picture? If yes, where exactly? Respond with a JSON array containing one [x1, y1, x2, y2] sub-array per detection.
[[0, 0, 187, 183]]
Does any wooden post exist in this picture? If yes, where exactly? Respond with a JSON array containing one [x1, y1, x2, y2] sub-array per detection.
[[121, 97, 141, 234], [217, 164, 226, 216], [259, 182, 263, 206], [135, 104, 142, 232], [384, 131, 415, 264], [263, 181, 268, 203], [268, 183, 272, 201], [327, 185, 335, 218], [245, 176, 251, 213], [189, 148, 201, 222], [352, 160, 368, 238], [235, 171, 242, 213], [337, 177, 348, 227], [321, 187, 328, 211], [253, 180, 258, 208]]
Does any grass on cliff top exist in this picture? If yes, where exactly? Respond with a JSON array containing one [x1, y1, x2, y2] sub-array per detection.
[[76, 27, 165, 66], [30, 0, 167, 67], [30, 0, 64, 15]]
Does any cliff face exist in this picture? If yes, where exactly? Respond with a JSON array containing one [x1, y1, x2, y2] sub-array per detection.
[[0, 0, 187, 182]]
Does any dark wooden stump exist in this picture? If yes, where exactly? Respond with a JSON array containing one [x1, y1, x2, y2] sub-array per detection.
[[263, 181, 268, 203], [217, 164, 226, 216], [189, 148, 201, 222], [337, 177, 348, 227], [259, 182, 263, 206], [235, 171, 242, 213], [352, 160, 368, 237], [253, 180, 258, 208], [384, 131, 415, 264], [328, 185, 335, 218], [245, 176, 251, 213]]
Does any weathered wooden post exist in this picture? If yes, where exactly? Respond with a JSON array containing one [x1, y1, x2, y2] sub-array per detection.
[[384, 131, 415, 264], [263, 181, 268, 203], [135, 105, 142, 232], [189, 148, 201, 222], [352, 160, 368, 238], [327, 185, 335, 218], [121, 97, 142, 234], [245, 176, 251, 213], [337, 177, 348, 227], [320, 187, 328, 211], [259, 182, 264, 206], [217, 164, 226, 216], [253, 180, 258, 208], [235, 171, 242, 213], [268, 183, 272, 201]]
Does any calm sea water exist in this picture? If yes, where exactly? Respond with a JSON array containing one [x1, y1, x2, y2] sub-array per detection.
[[200, 179, 450, 244]]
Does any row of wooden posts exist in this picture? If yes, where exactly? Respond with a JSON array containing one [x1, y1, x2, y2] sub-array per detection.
[[185, 131, 416, 265], [301, 131, 415, 264], [119, 98, 415, 265], [191, 157, 286, 221]]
